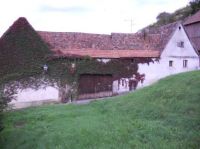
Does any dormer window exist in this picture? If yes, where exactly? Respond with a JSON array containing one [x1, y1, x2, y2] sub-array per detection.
[[177, 41, 184, 48]]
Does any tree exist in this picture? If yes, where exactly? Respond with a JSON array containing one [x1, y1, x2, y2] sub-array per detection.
[[156, 12, 172, 26], [0, 87, 7, 131], [190, 0, 200, 14], [156, 12, 171, 21]]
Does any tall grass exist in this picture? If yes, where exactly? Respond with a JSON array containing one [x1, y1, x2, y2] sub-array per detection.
[[0, 71, 200, 149]]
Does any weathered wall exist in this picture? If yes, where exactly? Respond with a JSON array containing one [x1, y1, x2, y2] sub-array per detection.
[[138, 25, 200, 87], [9, 86, 59, 109]]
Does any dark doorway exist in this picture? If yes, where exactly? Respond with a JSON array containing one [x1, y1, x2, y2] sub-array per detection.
[[78, 74, 113, 99]]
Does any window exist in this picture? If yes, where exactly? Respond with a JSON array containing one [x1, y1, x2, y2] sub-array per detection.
[[177, 41, 184, 48], [169, 60, 173, 67], [183, 60, 188, 68]]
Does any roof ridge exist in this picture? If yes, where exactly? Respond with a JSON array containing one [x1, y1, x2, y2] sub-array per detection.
[[37, 31, 111, 36]]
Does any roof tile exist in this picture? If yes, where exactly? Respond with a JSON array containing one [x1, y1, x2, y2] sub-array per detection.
[[184, 10, 200, 25]]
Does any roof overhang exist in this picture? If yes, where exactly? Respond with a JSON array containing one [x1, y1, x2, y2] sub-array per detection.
[[51, 49, 160, 59]]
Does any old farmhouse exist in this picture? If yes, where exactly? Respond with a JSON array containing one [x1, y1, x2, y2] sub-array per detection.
[[1, 10, 200, 108]]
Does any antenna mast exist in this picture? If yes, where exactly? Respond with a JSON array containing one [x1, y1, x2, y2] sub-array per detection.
[[124, 18, 134, 32]]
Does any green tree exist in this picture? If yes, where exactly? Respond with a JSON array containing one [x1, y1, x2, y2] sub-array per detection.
[[0, 87, 7, 131], [156, 12, 171, 21], [190, 0, 200, 14]]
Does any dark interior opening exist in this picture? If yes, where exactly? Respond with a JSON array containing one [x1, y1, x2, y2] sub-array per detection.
[[78, 74, 113, 95]]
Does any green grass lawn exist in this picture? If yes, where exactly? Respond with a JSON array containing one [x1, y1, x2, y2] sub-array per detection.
[[1, 71, 200, 149]]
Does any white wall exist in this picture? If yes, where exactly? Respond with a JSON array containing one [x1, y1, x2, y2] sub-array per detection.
[[113, 78, 130, 94], [138, 24, 199, 87], [9, 86, 59, 109]]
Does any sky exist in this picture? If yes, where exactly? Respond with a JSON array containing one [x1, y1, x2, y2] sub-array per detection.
[[0, 0, 189, 36]]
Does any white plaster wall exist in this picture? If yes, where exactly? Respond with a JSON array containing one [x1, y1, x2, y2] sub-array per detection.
[[112, 80, 119, 93], [138, 57, 199, 87], [9, 86, 59, 108], [138, 24, 200, 87], [113, 78, 130, 94]]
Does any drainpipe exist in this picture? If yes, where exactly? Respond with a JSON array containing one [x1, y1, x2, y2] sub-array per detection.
[[199, 56, 200, 69]]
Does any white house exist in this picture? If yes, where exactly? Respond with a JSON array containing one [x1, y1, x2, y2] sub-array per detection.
[[1, 12, 200, 108], [138, 24, 200, 87]]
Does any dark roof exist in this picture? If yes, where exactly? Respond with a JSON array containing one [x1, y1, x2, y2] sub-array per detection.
[[184, 10, 200, 25], [190, 37, 200, 52], [183, 11, 200, 53]]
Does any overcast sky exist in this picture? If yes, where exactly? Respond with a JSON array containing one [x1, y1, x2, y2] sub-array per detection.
[[0, 0, 189, 35]]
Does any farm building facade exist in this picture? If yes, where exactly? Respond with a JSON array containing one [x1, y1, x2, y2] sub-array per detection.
[[1, 10, 200, 108]]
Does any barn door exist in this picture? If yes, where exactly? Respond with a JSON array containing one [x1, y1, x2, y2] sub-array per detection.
[[78, 74, 113, 99]]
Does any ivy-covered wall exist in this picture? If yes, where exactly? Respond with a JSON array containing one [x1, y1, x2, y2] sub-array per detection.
[[0, 17, 155, 103], [46, 57, 154, 101], [0, 17, 52, 102], [0, 17, 50, 83]]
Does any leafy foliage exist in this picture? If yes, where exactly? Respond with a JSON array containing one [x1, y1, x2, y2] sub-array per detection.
[[156, 12, 172, 25], [0, 17, 51, 80], [150, 6, 192, 28], [148, 0, 200, 28], [0, 89, 7, 131], [190, 0, 200, 14], [46, 57, 154, 101]]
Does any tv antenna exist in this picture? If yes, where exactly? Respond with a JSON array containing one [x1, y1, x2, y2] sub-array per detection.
[[124, 18, 134, 33]]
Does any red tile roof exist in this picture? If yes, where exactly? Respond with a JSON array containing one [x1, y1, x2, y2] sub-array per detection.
[[53, 49, 160, 58], [37, 22, 178, 54], [33, 21, 179, 59], [184, 10, 200, 25]]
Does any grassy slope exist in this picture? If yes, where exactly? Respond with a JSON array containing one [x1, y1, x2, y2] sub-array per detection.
[[1, 71, 200, 149]]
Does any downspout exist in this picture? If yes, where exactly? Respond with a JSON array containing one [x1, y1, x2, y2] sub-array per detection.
[[199, 56, 200, 69]]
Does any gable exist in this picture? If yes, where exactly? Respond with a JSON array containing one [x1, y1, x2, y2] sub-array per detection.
[[0, 17, 50, 77], [161, 24, 199, 58]]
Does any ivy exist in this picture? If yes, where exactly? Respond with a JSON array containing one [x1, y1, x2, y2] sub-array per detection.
[[0, 17, 51, 81], [0, 17, 52, 114], [45, 57, 155, 101], [0, 17, 156, 103]]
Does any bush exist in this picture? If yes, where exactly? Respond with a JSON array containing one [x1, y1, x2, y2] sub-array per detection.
[[0, 88, 7, 131]]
